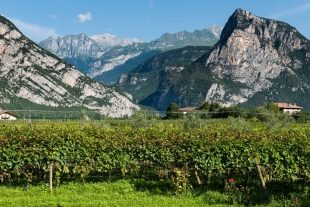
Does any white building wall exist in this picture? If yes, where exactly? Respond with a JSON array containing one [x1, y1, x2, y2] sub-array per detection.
[[283, 109, 301, 115], [0, 113, 17, 120]]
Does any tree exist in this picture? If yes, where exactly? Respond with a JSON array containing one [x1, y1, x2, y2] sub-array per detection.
[[264, 102, 280, 113], [131, 110, 149, 128], [292, 111, 310, 123], [215, 105, 243, 118], [166, 103, 182, 119], [199, 101, 211, 111], [198, 101, 222, 119], [209, 102, 222, 112]]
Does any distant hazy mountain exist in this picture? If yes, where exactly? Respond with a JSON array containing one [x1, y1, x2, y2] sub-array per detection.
[[0, 15, 139, 117], [92, 49, 161, 85], [39, 26, 223, 84], [89, 33, 143, 51], [39, 34, 104, 59], [149, 25, 222, 50], [131, 9, 310, 111], [38, 34, 105, 74], [88, 25, 223, 84]]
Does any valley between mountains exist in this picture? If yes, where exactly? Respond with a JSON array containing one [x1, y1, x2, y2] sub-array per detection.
[[1, 8, 310, 115]]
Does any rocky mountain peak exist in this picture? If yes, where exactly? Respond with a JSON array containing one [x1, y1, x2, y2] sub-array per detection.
[[207, 25, 223, 39], [89, 33, 143, 50], [40, 25, 222, 84], [39, 33, 105, 59], [50, 36, 60, 40], [220, 9, 263, 42], [202, 8, 310, 106], [134, 9, 310, 111], [0, 15, 139, 117]]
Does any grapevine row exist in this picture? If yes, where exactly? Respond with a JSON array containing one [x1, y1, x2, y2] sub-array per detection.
[[0, 123, 310, 190]]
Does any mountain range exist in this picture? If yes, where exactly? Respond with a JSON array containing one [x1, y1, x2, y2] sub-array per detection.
[[0, 15, 139, 117], [117, 9, 310, 111], [39, 25, 223, 84], [2, 8, 310, 115]]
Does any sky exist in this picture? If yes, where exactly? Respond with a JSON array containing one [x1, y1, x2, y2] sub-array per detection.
[[1, 0, 310, 43]]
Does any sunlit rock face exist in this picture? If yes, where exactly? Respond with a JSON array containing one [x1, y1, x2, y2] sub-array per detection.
[[202, 9, 310, 105], [0, 16, 139, 117], [136, 9, 310, 111]]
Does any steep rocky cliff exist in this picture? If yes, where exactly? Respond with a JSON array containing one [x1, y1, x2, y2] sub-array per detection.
[[202, 9, 310, 106], [0, 15, 139, 117], [138, 9, 310, 111]]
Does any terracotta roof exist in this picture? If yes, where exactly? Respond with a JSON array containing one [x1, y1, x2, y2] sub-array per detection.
[[179, 107, 196, 111], [275, 102, 302, 109], [0, 109, 18, 118]]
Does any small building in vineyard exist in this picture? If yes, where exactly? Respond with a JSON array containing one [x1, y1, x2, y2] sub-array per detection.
[[275, 102, 302, 115], [0, 108, 18, 120], [179, 107, 196, 114]]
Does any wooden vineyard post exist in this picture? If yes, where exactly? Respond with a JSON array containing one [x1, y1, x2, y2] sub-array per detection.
[[49, 163, 53, 191], [254, 157, 268, 197], [195, 171, 202, 186], [194, 165, 202, 186]]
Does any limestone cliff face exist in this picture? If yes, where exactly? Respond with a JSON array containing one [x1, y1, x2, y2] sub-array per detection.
[[202, 9, 310, 105], [136, 9, 310, 111], [0, 16, 139, 117]]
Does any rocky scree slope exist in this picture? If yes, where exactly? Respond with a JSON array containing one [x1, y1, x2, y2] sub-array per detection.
[[0, 16, 139, 117], [139, 9, 310, 111]]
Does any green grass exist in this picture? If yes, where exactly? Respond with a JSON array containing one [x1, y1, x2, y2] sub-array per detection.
[[0, 180, 237, 207], [0, 179, 307, 207]]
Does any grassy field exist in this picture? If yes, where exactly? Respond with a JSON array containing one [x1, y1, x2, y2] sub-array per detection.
[[0, 180, 233, 207], [0, 179, 305, 207]]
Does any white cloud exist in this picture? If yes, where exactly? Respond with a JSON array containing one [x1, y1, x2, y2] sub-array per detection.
[[268, 3, 310, 19], [49, 14, 58, 20], [7, 17, 60, 42], [76, 12, 92, 23]]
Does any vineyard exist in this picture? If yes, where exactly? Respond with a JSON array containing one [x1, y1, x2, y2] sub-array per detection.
[[1, 120, 310, 205]]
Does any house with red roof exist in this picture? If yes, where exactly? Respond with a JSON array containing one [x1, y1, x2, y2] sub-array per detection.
[[179, 107, 196, 114], [275, 102, 302, 115], [0, 108, 18, 120]]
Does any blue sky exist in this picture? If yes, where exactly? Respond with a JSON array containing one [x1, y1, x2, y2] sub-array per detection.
[[1, 0, 310, 42]]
